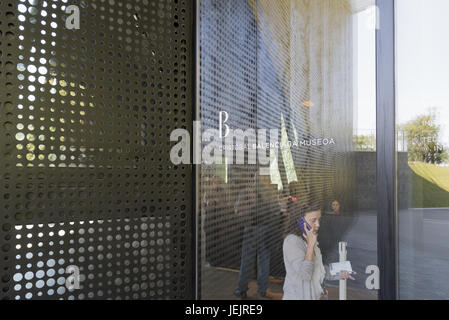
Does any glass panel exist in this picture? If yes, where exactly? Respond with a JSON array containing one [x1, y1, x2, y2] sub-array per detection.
[[199, 0, 377, 300], [396, 0, 449, 299]]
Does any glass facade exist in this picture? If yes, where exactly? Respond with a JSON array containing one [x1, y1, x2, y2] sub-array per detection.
[[198, 0, 378, 300], [397, 0, 449, 299]]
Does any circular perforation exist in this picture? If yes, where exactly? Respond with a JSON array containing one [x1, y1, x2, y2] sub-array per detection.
[[1, 0, 193, 300]]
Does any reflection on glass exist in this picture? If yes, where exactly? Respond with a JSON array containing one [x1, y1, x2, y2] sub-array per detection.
[[397, 0, 449, 300], [199, 0, 377, 300]]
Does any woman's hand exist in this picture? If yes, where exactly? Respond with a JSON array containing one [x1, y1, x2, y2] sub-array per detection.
[[339, 270, 356, 280], [302, 223, 317, 248]]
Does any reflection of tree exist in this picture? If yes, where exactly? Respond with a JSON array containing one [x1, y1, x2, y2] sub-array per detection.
[[353, 134, 376, 151], [15, 1, 93, 168], [399, 111, 448, 164]]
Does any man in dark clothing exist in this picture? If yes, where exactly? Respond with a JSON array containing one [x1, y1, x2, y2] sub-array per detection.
[[203, 175, 227, 266], [233, 174, 280, 299], [319, 200, 355, 265]]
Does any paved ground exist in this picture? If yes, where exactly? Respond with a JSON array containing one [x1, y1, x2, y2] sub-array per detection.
[[343, 208, 449, 299], [200, 265, 378, 300]]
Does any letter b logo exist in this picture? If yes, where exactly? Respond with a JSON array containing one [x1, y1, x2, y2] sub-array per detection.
[[219, 111, 229, 139]]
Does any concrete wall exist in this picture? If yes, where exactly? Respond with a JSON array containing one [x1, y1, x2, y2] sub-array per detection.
[[354, 151, 410, 210]]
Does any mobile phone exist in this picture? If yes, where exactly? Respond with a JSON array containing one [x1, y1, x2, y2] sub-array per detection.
[[298, 217, 312, 235]]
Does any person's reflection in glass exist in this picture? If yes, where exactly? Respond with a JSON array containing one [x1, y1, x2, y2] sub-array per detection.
[[319, 200, 346, 265], [203, 174, 226, 268], [267, 184, 285, 290], [233, 174, 279, 300], [282, 182, 305, 239], [331, 200, 341, 215]]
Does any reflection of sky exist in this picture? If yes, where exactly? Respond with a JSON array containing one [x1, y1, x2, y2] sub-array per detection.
[[353, 7, 376, 134], [355, 0, 449, 146], [396, 0, 449, 146]]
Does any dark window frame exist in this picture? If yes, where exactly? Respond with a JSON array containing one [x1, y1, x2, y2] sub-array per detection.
[[376, 0, 398, 300]]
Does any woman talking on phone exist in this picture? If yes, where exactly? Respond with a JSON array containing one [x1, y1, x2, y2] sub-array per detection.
[[282, 204, 355, 300]]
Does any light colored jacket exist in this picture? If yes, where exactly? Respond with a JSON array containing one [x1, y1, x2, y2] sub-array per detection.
[[282, 234, 339, 300]]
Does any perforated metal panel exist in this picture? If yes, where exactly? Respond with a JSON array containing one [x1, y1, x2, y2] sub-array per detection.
[[0, 0, 193, 300]]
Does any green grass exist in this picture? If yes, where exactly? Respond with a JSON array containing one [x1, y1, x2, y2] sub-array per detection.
[[409, 162, 449, 207]]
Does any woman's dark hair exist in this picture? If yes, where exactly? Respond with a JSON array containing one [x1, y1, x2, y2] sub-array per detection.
[[300, 204, 322, 218]]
